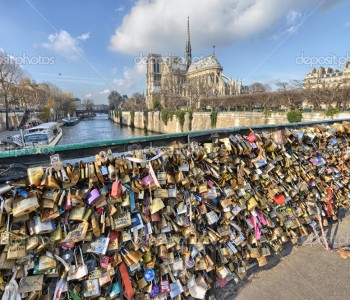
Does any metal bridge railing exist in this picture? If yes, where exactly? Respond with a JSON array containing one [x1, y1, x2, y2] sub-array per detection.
[[1, 118, 350, 168]]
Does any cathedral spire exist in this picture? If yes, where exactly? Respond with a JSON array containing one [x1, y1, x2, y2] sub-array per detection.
[[186, 17, 192, 69]]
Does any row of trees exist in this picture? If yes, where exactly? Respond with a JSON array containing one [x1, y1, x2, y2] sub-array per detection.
[[108, 91, 146, 111], [107, 77, 350, 114], [108, 78, 350, 114], [0, 51, 92, 129], [155, 77, 350, 112]]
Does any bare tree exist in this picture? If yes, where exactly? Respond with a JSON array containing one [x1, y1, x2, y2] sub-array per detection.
[[83, 99, 94, 111], [122, 92, 147, 111], [108, 91, 124, 110], [275, 81, 300, 109], [130, 92, 145, 104], [186, 76, 214, 109], [249, 82, 271, 93], [160, 71, 186, 109], [0, 51, 23, 129]]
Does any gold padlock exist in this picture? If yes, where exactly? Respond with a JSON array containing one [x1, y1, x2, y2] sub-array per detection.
[[91, 214, 101, 237], [38, 255, 57, 271], [69, 207, 86, 221], [137, 274, 148, 289], [13, 193, 40, 217], [246, 197, 258, 211], [50, 226, 63, 242], [27, 166, 44, 186]]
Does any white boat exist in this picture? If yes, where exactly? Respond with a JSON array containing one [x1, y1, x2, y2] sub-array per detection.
[[12, 122, 62, 148], [62, 114, 80, 126]]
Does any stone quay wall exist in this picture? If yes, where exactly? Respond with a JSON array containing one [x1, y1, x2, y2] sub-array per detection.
[[0, 112, 24, 131], [109, 111, 350, 134]]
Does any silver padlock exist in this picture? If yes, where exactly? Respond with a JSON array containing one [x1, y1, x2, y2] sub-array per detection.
[[33, 216, 55, 234]]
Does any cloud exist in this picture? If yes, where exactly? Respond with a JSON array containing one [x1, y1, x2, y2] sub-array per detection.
[[111, 67, 118, 75], [270, 9, 303, 40], [40, 30, 89, 60], [286, 10, 302, 25], [109, 0, 342, 56], [99, 89, 110, 95], [77, 33, 90, 41], [116, 5, 125, 12], [112, 63, 146, 93], [345, 22, 350, 27], [85, 93, 92, 99]]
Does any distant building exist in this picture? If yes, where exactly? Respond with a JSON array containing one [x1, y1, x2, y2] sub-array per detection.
[[74, 98, 82, 106], [304, 62, 350, 89], [93, 104, 109, 111], [146, 18, 245, 109]]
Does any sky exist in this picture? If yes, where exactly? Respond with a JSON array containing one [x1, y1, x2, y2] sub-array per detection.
[[1, 0, 350, 104]]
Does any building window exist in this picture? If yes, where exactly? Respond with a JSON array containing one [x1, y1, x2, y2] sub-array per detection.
[[154, 74, 161, 84], [153, 59, 160, 73]]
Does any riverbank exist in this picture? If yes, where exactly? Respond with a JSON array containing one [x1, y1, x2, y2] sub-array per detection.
[[0, 115, 153, 151], [110, 110, 350, 134], [0, 129, 20, 149], [0, 111, 24, 131]]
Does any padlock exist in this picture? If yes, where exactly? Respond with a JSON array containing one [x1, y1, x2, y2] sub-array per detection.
[[33, 215, 55, 234], [38, 254, 57, 272], [13, 192, 40, 217], [27, 166, 44, 186], [87, 188, 101, 205], [137, 273, 148, 289], [50, 225, 63, 242], [69, 206, 86, 221], [47, 167, 60, 189], [83, 279, 101, 298], [40, 204, 60, 222], [90, 213, 101, 237]]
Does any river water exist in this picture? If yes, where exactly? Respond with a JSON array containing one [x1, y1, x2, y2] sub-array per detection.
[[58, 114, 154, 145]]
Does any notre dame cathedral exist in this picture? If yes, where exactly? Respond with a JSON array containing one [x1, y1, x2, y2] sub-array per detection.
[[146, 18, 246, 109]]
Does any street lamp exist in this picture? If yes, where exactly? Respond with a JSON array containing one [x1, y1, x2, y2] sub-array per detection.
[[50, 108, 54, 121]]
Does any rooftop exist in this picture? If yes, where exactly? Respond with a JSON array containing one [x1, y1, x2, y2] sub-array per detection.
[[188, 54, 222, 73]]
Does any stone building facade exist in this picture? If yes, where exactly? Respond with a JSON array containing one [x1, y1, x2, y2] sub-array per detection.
[[146, 18, 245, 109], [304, 62, 350, 89]]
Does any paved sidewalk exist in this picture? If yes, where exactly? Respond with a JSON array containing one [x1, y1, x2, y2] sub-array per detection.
[[0, 129, 18, 140], [216, 212, 350, 300]]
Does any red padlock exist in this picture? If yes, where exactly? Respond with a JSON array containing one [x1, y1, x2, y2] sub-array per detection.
[[160, 280, 170, 294], [273, 194, 285, 205], [111, 181, 122, 197], [246, 132, 257, 143], [101, 255, 110, 269]]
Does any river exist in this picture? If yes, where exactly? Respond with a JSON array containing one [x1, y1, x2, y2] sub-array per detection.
[[58, 114, 154, 146]]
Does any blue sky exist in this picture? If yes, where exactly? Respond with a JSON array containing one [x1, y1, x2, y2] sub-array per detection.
[[1, 0, 350, 104]]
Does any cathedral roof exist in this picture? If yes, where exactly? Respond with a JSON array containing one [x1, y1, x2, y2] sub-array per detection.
[[187, 55, 222, 73]]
